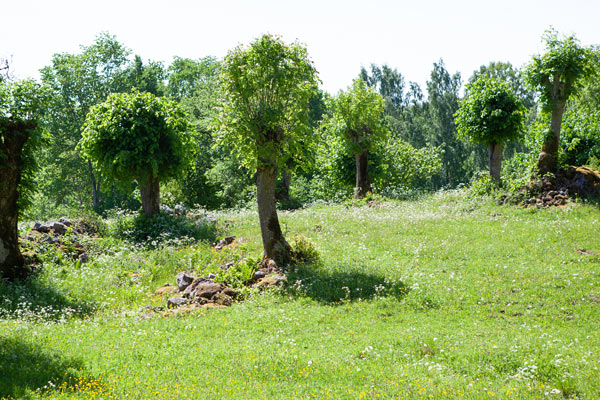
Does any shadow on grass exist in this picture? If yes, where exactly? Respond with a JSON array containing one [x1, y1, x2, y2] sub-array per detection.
[[0, 336, 90, 399], [283, 263, 410, 304], [0, 278, 95, 321]]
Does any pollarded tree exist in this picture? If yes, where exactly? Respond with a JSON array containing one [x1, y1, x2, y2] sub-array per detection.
[[327, 78, 387, 198], [79, 91, 194, 217], [525, 29, 595, 174], [215, 34, 319, 266], [0, 79, 47, 280], [455, 77, 526, 181]]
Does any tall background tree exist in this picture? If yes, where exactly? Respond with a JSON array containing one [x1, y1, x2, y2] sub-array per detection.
[[40, 32, 166, 212], [79, 92, 193, 217], [216, 34, 319, 266], [0, 79, 47, 280], [525, 29, 595, 174], [455, 77, 526, 181], [324, 79, 387, 198]]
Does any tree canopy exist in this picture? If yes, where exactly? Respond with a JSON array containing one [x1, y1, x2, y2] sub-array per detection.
[[215, 34, 319, 171], [79, 91, 194, 216], [456, 77, 526, 146]]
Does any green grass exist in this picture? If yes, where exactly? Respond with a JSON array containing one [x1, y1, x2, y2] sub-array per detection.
[[2, 191, 600, 399]]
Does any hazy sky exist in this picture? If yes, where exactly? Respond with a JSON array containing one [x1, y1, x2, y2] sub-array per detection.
[[2, 0, 599, 94]]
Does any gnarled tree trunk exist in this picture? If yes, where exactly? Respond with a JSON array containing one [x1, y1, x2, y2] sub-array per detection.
[[0, 120, 34, 280], [488, 142, 504, 182], [354, 149, 370, 199], [537, 100, 566, 175], [256, 165, 290, 266], [138, 174, 160, 218]]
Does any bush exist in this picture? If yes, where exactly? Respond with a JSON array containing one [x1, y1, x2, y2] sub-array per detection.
[[110, 211, 216, 246], [290, 234, 321, 264]]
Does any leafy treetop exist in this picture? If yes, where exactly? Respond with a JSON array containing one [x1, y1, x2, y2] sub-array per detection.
[[455, 76, 526, 146], [215, 34, 319, 170], [525, 29, 595, 112], [79, 91, 194, 186], [328, 78, 387, 155]]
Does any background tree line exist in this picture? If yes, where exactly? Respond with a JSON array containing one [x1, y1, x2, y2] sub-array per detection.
[[9, 30, 600, 220]]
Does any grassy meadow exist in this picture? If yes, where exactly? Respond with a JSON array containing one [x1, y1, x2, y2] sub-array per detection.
[[1, 191, 600, 399]]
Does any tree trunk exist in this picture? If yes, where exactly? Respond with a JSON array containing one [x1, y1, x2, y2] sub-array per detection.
[[0, 120, 33, 280], [256, 165, 290, 266], [280, 170, 291, 202], [354, 149, 371, 199], [87, 160, 101, 209], [488, 142, 504, 182], [537, 100, 566, 175], [138, 174, 160, 218]]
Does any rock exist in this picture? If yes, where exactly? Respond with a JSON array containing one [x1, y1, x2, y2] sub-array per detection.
[[253, 270, 267, 280], [43, 237, 56, 244], [174, 204, 186, 215], [58, 217, 72, 227], [222, 287, 237, 298], [33, 223, 50, 233], [52, 222, 67, 235], [78, 253, 89, 263], [154, 285, 178, 296], [183, 278, 222, 299], [176, 272, 195, 291], [213, 292, 233, 306], [167, 297, 188, 308], [255, 274, 287, 288], [207, 273, 216, 280], [220, 262, 233, 270], [160, 204, 174, 214], [574, 166, 600, 195], [261, 258, 278, 271], [215, 236, 236, 250]]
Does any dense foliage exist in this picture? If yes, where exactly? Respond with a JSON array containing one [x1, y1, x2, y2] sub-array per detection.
[[456, 77, 526, 146], [215, 34, 319, 171], [79, 91, 194, 216]]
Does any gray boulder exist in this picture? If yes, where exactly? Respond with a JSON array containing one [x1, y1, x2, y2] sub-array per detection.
[[51, 222, 67, 235], [33, 223, 50, 233], [167, 297, 189, 308], [176, 272, 195, 291]]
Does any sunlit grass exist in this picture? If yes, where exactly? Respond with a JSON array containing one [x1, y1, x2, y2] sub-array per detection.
[[2, 191, 600, 399]]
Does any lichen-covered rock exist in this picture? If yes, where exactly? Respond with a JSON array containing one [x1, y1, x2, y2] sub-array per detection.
[[213, 292, 233, 306], [183, 278, 223, 299], [222, 287, 237, 298], [50, 222, 67, 235], [154, 285, 178, 296], [255, 274, 287, 288]]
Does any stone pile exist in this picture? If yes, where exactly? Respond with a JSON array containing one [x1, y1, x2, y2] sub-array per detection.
[[27, 218, 89, 263], [157, 272, 238, 313], [498, 166, 600, 208], [154, 265, 288, 315]]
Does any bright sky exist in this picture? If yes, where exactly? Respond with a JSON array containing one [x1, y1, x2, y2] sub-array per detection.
[[3, 0, 599, 94]]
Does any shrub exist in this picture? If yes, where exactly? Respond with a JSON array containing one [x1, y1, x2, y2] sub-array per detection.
[[110, 212, 216, 246]]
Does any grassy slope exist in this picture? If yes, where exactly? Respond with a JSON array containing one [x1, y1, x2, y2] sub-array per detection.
[[1, 191, 600, 399]]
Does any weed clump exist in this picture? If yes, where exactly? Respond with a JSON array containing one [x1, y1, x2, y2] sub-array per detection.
[[290, 234, 321, 265]]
